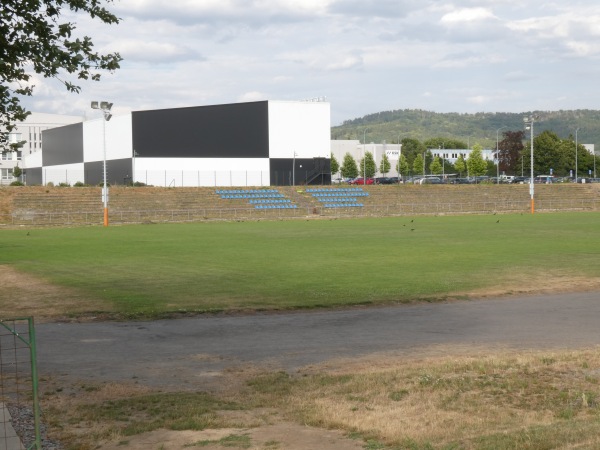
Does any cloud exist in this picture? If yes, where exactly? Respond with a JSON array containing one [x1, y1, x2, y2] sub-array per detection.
[[112, 40, 204, 64], [114, 0, 328, 27], [238, 91, 268, 102], [327, 0, 421, 19]]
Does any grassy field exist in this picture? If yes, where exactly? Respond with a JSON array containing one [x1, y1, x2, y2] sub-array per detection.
[[1, 212, 600, 318], [2, 212, 600, 449]]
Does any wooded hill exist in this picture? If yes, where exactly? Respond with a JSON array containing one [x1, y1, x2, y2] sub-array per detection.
[[331, 109, 600, 149]]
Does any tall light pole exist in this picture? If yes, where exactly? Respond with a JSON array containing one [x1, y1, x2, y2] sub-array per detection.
[[496, 126, 506, 184], [575, 128, 580, 182], [91, 101, 113, 226], [523, 115, 538, 214], [292, 151, 297, 186]]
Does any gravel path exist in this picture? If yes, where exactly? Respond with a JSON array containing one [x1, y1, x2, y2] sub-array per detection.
[[36, 291, 600, 389]]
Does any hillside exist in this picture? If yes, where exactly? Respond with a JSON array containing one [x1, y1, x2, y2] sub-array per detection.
[[331, 109, 600, 149]]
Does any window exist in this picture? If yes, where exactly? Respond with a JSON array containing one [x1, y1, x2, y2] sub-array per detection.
[[1, 169, 14, 180], [1, 152, 12, 161]]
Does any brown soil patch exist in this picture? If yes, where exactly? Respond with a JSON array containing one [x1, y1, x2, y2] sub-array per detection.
[[96, 423, 365, 450], [0, 265, 109, 321], [454, 271, 600, 299]]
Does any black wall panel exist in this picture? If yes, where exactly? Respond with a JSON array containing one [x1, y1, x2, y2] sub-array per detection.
[[270, 158, 331, 186], [42, 123, 84, 166], [131, 101, 269, 158], [84, 158, 132, 186], [24, 168, 42, 186]]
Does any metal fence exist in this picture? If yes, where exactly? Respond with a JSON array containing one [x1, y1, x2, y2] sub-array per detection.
[[0, 318, 40, 450], [2, 197, 599, 227]]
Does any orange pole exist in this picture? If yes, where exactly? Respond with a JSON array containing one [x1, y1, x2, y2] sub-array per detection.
[[531, 198, 535, 214], [104, 207, 109, 227]]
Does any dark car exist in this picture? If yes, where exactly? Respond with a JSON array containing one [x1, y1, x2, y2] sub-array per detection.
[[450, 178, 472, 184], [511, 176, 528, 184], [374, 177, 395, 184]]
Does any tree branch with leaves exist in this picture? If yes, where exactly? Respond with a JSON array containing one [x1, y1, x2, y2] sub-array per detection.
[[0, 0, 122, 152]]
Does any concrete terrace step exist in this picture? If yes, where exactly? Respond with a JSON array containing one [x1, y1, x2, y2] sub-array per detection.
[[1, 184, 599, 226]]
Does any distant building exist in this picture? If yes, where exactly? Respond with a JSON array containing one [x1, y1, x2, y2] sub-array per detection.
[[23, 100, 331, 187], [429, 148, 495, 164], [1, 112, 83, 185], [330, 140, 402, 177]]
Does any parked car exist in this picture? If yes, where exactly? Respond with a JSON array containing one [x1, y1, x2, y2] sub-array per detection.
[[374, 177, 395, 184], [349, 177, 374, 185], [449, 177, 471, 184], [511, 176, 528, 184], [417, 177, 442, 184], [332, 177, 352, 184]]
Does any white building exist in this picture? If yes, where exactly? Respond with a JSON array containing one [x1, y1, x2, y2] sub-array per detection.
[[24, 100, 331, 187], [1, 112, 83, 185], [330, 140, 402, 177], [429, 148, 495, 164]]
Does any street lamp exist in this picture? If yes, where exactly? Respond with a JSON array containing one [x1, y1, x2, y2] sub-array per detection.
[[91, 101, 113, 226], [523, 115, 538, 214], [292, 151, 297, 186], [575, 128, 580, 182], [496, 126, 507, 184]]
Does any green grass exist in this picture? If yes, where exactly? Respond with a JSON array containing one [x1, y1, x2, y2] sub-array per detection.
[[1, 212, 600, 316]]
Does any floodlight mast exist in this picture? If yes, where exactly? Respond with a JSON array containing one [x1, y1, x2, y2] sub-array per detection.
[[91, 101, 113, 226], [523, 115, 538, 214]]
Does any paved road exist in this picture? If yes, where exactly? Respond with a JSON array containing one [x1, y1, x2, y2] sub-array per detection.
[[36, 291, 600, 388]]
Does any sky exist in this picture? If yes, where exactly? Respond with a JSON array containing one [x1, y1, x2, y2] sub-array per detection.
[[20, 0, 600, 126]]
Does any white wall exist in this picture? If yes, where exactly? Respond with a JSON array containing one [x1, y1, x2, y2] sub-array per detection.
[[268, 101, 330, 159], [133, 157, 271, 187], [43, 163, 85, 185], [83, 113, 132, 162]]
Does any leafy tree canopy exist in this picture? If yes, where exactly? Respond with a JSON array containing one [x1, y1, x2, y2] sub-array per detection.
[[467, 144, 487, 177], [1, 0, 122, 152], [340, 152, 358, 179], [360, 151, 376, 178], [330, 154, 340, 175], [379, 153, 391, 175]]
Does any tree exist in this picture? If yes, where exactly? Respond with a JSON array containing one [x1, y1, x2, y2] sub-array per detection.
[[467, 144, 487, 177], [429, 156, 443, 175], [454, 154, 466, 177], [1, 0, 122, 152], [330, 154, 340, 175], [498, 130, 525, 175], [423, 138, 467, 150], [400, 138, 427, 169], [12, 166, 22, 179], [413, 154, 424, 175], [340, 152, 358, 179], [396, 154, 409, 177], [379, 153, 391, 176], [359, 151, 376, 178]]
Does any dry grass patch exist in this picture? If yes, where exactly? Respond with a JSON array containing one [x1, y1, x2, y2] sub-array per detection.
[[244, 349, 600, 449], [40, 349, 600, 449], [0, 265, 109, 321]]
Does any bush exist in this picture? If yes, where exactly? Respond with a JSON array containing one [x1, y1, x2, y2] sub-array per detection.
[[73, 181, 89, 187], [46, 182, 54, 187], [58, 182, 70, 187], [9, 181, 24, 186]]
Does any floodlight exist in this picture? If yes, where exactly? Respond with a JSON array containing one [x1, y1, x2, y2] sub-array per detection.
[[105, 113, 112, 121], [91, 101, 99, 109], [100, 101, 113, 111]]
